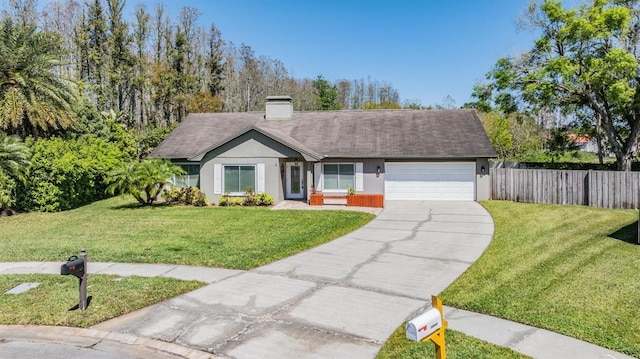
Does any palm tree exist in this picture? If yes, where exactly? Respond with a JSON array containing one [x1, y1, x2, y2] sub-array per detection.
[[0, 132, 31, 209], [106, 159, 185, 205], [0, 17, 78, 136], [0, 132, 31, 186]]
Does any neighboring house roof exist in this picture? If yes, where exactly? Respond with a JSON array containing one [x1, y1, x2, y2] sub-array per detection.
[[151, 109, 497, 160], [567, 134, 591, 145]]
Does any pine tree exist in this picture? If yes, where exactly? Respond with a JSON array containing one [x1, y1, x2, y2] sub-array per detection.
[[84, 0, 109, 108], [206, 23, 225, 97]]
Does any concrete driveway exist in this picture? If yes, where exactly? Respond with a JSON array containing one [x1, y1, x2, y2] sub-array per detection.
[[94, 201, 494, 358]]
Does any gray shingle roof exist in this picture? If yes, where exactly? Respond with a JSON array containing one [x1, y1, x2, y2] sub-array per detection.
[[151, 109, 497, 160]]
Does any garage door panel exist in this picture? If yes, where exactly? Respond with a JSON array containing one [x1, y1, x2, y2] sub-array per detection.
[[385, 162, 475, 201]]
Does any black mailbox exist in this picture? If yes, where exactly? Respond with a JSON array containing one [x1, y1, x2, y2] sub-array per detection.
[[61, 255, 85, 279]]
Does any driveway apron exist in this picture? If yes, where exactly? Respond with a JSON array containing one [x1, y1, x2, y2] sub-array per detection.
[[93, 201, 493, 358]]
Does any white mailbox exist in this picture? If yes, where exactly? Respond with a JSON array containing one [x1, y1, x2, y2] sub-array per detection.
[[406, 308, 443, 342]]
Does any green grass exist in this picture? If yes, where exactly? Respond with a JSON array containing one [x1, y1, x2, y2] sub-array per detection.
[[0, 274, 204, 327], [376, 325, 530, 359], [441, 201, 640, 357], [0, 196, 374, 269]]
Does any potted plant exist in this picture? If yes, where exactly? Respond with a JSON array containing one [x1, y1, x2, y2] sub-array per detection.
[[347, 189, 384, 208]]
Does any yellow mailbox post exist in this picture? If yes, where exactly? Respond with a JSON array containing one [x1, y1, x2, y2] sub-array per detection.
[[406, 295, 448, 359]]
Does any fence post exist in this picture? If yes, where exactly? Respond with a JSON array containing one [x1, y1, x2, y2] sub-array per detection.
[[587, 169, 593, 207]]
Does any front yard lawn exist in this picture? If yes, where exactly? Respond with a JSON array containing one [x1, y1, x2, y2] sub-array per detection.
[[441, 201, 640, 357], [0, 196, 374, 269], [0, 274, 204, 327]]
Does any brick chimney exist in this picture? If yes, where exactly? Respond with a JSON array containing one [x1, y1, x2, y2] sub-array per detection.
[[265, 96, 293, 120]]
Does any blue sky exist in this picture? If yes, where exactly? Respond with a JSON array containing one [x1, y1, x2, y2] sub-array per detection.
[[143, 0, 537, 107]]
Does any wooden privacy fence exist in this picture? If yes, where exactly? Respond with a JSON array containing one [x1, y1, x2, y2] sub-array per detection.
[[491, 168, 640, 209]]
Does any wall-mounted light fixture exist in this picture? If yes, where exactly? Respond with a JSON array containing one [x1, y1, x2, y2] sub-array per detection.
[[481, 166, 486, 176], [294, 158, 298, 166], [376, 166, 381, 177]]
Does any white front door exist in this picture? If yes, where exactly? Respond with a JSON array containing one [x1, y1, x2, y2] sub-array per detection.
[[286, 162, 304, 199]]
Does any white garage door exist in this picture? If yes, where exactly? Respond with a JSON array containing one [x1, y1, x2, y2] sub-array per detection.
[[385, 162, 475, 200]]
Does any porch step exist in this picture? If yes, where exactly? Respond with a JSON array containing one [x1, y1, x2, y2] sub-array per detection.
[[323, 198, 347, 206]]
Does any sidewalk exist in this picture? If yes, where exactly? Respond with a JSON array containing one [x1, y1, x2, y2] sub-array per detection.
[[0, 261, 634, 359]]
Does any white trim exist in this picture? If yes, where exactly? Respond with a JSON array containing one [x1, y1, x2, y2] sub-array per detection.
[[285, 162, 304, 199], [213, 163, 222, 194], [222, 164, 257, 195], [314, 162, 322, 191], [256, 163, 265, 193], [355, 162, 364, 191]]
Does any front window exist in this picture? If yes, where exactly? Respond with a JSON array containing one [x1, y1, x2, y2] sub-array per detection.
[[224, 165, 256, 194], [174, 163, 199, 188], [323, 163, 354, 191]]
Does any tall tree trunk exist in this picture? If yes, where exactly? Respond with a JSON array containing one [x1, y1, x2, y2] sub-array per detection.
[[595, 113, 603, 165]]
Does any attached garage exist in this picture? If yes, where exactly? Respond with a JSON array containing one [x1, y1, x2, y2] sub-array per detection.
[[384, 162, 476, 201]]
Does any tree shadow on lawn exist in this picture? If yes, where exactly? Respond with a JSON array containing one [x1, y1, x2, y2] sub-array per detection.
[[609, 220, 639, 245], [107, 202, 173, 211]]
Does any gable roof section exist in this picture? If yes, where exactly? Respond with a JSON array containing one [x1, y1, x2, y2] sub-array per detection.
[[151, 109, 497, 160], [151, 113, 256, 160], [188, 125, 322, 161]]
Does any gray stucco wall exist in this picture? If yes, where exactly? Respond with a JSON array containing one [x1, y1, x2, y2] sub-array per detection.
[[362, 159, 385, 194], [199, 131, 300, 204], [475, 158, 491, 201]]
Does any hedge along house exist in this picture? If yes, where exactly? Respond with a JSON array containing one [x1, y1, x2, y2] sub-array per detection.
[[151, 96, 497, 204]]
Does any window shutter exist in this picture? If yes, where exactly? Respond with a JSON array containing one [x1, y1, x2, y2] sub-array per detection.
[[213, 164, 222, 194], [355, 162, 364, 191], [314, 162, 322, 191], [256, 163, 265, 193]]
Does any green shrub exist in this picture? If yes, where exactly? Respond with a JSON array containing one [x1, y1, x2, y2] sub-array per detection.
[[255, 192, 274, 206], [219, 193, 243, 207], [163, 187, 209, 207], [0, 175, 16, 209], [17, 135, 125, 212], [242, 187, 257, 206], [219, 189, 274, 207], [192, 191, 208, 207]]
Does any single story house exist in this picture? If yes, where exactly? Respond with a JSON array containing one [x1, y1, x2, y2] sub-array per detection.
[[151, 96, 497, 204], [567, 134, 599, 153]]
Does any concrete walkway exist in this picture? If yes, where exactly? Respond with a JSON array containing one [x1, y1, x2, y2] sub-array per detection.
[[0, 201, 634, 359]]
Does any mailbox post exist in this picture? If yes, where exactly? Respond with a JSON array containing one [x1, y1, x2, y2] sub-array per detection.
[[406, 295, 448, 359], [79, 249, 87, 310], [60, 248, 88, 311]]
